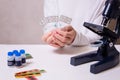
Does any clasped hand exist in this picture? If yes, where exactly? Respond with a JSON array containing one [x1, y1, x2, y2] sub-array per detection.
[[42, 25, 76, 48]]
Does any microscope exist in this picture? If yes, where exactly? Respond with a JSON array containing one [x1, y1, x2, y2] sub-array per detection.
[[70, 0, 120, 74]]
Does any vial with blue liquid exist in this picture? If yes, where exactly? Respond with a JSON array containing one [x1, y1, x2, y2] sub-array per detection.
[[20, 49, 26, 63], [7, 52, 15, 66], [13, 50, 22, 66]]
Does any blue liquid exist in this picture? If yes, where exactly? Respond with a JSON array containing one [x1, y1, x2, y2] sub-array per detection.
[[8, 61, 15, 66], [22, 58, 26, 63], [15, 61, 22, 66]]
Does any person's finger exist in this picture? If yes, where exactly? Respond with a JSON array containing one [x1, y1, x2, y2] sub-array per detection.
[[53, 37, 65, 47], [61, 25, 73, 31], [46, 35, 54, 44], [41, 31, 52, 42], [54, 32, 70, 43], [49, 43, 62, 48], [56, 26, 76, 45], [55, 29, 71, 38]]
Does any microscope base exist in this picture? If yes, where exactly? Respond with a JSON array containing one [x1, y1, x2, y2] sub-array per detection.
[[70, 50, 119, 74]]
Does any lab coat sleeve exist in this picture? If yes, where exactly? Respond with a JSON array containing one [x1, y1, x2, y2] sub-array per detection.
[[71, 3, 104, 46], [71, 15, 103, 46]]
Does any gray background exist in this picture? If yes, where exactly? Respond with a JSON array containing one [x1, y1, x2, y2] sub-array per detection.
[[0, 0, 44, 44]]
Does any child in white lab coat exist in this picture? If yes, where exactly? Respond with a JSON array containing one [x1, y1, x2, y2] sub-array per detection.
[[41, 0, 106, 48]]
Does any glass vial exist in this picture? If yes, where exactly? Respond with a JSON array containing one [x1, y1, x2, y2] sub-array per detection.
[[7, 52, 15, 66], [20, 49, 26, 63], [14, 50, 22, 66]]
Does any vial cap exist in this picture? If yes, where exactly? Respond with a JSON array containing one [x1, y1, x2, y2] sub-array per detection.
[[13, 50, 18, 54], [15, 52, 21, 56], [8, 52, 13, 56], [20, 49, 25, 54], [13, 50, 21, 56]]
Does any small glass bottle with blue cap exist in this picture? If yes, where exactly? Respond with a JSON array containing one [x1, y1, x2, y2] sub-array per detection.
[[7, 52, 15, 66], [13, 50, 22, 66], [20, 49, 26, 63]]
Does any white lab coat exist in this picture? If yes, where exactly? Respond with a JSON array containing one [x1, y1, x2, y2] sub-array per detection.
[[42, 0, 106, 46]]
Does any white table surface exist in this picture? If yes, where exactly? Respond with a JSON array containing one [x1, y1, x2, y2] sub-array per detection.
[[0, 44, 120, 80]]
